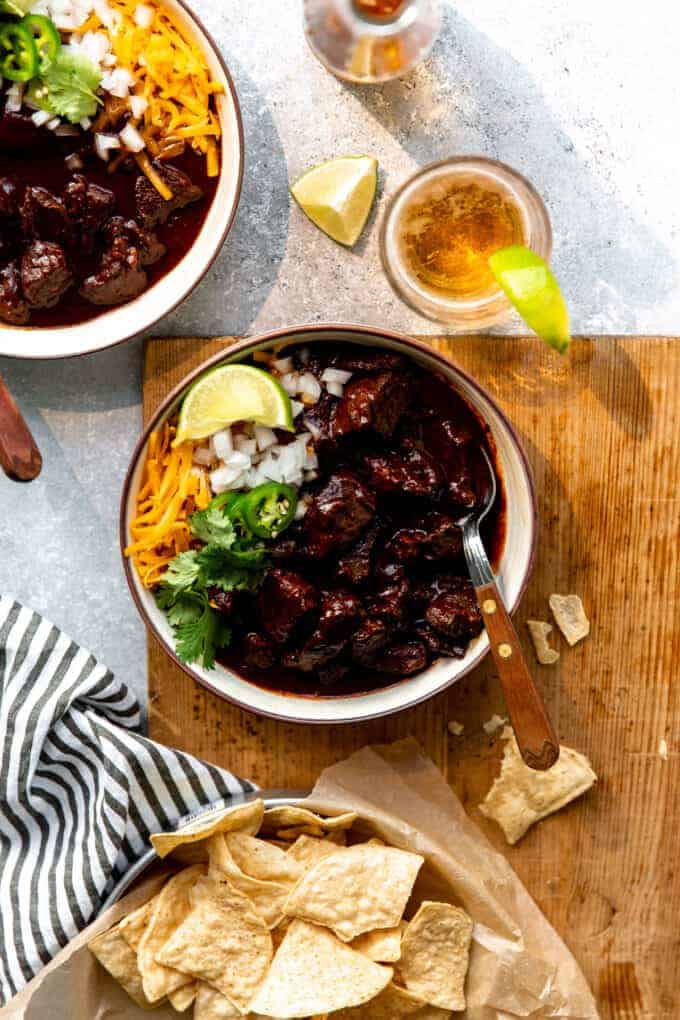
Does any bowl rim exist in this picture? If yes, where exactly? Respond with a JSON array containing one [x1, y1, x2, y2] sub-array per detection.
[[0, 0, 245, 361], [120, 323, 538, 724]]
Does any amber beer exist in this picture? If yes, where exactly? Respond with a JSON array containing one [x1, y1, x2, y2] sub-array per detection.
[[353, 0, 408, 16]]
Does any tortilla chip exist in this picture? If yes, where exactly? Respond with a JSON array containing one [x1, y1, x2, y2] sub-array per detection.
[[332, 982, 449, 1019], [193, 983, 240, 1019], [350, 925, 402, 962], [151, 799, 264, 859], [90, 923, 154, 1008], [208, 833, 290, 927], [118, 895, 157, 951], [249, 919, 392, 1018], [479, 727, 597, 844], [325, 828, 348, 846], [168, 982, 197, 1012], [285, 835, 346, 867], [226, 832, 303, 885], [284, 843, 423, 941], [548, 594, 590, 646], [277, 824, 325, 840], [137, 865, 203, 1002], [399, 901, 473, 1011], [527, 620, 560, 665], [261, 806, 357, 838], [157, 874, 273, 1010]]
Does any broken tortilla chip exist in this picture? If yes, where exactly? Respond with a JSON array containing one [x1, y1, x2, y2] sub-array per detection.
[[350, 925, 402, 962], [226, 832, 303, 885], [207, 833, 290, 927], [284, 842, 423, 941], [285, 835, 346, 867], [137, 865, 203, 1002], [332, 981, 450, 1019], [89, 923, 154, 1008], [479, 727, 597, 844], [261, 806, 357, 838], [193, 983, 240, 1019], [548, 594, 590, 646], [527, 620, 560, 665], [157, 873, 273, 1010], [150, 799, 264, 859], [168, 982, 197, 1012], [118, 896, 157, 952], [249, 919, 392, 1018], [399, 901, 473, 1011]]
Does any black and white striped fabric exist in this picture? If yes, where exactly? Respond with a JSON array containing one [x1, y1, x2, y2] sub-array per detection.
[[0, 595, 254, 1007]]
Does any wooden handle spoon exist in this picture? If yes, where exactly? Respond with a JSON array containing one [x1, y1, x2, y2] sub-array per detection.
[[459, 447, 559, 771], [0, 374, 42, 481]]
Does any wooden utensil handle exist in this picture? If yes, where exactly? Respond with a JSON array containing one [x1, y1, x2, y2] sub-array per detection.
[[0, 375, 42, 482], [477, 579, 560, 771]]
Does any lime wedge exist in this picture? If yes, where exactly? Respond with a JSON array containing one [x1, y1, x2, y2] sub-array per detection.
[[175, 365, 293, 444], [488, 245, 571, 354], [291, 156, 378, 247]]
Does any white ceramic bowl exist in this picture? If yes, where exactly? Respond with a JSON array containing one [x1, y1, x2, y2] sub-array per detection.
[[0, 0, 243, 360], [120, 325, 538, 725]]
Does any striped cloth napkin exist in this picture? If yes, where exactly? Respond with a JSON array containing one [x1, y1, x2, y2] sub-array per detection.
[[0, 596, 254, 1008]]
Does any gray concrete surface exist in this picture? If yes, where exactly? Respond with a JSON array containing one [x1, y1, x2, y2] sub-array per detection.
[[1, 1, 678, 712]]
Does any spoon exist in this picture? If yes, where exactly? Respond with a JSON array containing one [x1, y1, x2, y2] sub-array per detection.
[[0, 375, 42, 481], [458, 447, 559, 771]]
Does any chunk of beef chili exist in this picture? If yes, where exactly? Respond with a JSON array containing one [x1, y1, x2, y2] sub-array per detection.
[[425, 581, 482, 642], [92, 96, 130, 135], [20, 186, 69, 243], [283, 588, 362, 671], [385, 512, 463, 565], [330, 371, 412, 441], [367, 576, 410, 628], [364, 438, 442, 499], [301, 391, 338, 460], [240, 631, 276, 671], [374, 640, 428, 677], [0, 177, 19, 218], [0, 109, 48, 150], [317, 661, 350, 687], [335, 521, 381, 586], [350, 617, 391, 668], [135, 161, 203, 228], [21, 241, 72, 308], [414, 622, 468, 659], [258, 567, 319, 645], [328, 348, 409, 374], [0, 261, 29, 324], [302, 468, 376, 558], [207, 588, 237, 617], [103, 216, 166, 265], [62, 175, 115, 251], [79, 232, 147, 306], [419, 417, 478, 509]]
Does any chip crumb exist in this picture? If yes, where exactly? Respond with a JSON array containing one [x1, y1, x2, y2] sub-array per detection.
[[448, 720, 464, 736], [659, 738, 669, 761], [526, 620, 560, 665], [483, 714, 508, 735], [548, 594, 590, 646]]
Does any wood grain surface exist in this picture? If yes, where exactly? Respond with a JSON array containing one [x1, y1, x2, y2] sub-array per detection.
[[143, 336, 679, 1020]]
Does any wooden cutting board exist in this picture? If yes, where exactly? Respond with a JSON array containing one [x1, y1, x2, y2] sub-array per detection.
[[143, 336, 679, 1020]]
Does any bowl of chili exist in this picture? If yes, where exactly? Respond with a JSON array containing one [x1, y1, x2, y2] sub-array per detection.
[[120, 324, 538, 725]]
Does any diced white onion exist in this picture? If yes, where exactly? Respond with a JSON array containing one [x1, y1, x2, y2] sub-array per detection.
[[211, 427, 233, 460], [31, 110, 52, 128], [321, 367, 352, 385], [102, 53, 117, 66], [272, 356, 293, 373], [304, 469, 319, 482], [254, 425, 276, 451], [294, 501, 308, 520], [119, 122, 145, 152], [101, 67, 135, 98], [192, 446, 213, 467], [78, 30, 111, 65], [6, 83, 25, 113], [65, 153, 84, 171], [326, 381, 344, 398], [129, 94, 148, 118], [47, 117, 61, 131], [210, 465, 245, 493], [93, 0, 115, 28], [223, 450, 252, 471], [94, 133, 120, 160], [134, 2, 154, 27], [290, 399, 304, 419], [234, 436, 257, 457], [80, 116, 92, 130], [280, 372, 299, 396], [297, 372, 322, 401]]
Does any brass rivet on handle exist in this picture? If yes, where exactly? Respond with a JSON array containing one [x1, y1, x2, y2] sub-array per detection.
[[498, 643, 512, 659], [482, 599, 497, 614]]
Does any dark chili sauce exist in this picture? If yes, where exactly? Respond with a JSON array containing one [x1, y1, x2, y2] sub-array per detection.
[[217, 346, 507, 697]]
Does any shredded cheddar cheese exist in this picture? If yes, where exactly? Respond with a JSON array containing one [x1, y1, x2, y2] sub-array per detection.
[[125, 421, 211, 588], [78, 0, 223, 178]]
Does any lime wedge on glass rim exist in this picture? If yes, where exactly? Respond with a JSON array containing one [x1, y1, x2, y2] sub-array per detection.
[[291, 155, 378, 247], [488, 245, 571, 354], [174, 364, 293, 444]]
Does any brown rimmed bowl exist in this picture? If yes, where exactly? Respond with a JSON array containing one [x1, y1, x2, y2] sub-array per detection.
[[0, 0, 244, 360], [120, 324, 538, 725]]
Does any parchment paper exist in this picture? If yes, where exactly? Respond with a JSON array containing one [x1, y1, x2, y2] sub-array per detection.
[[0, 739, 600, 1020]]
